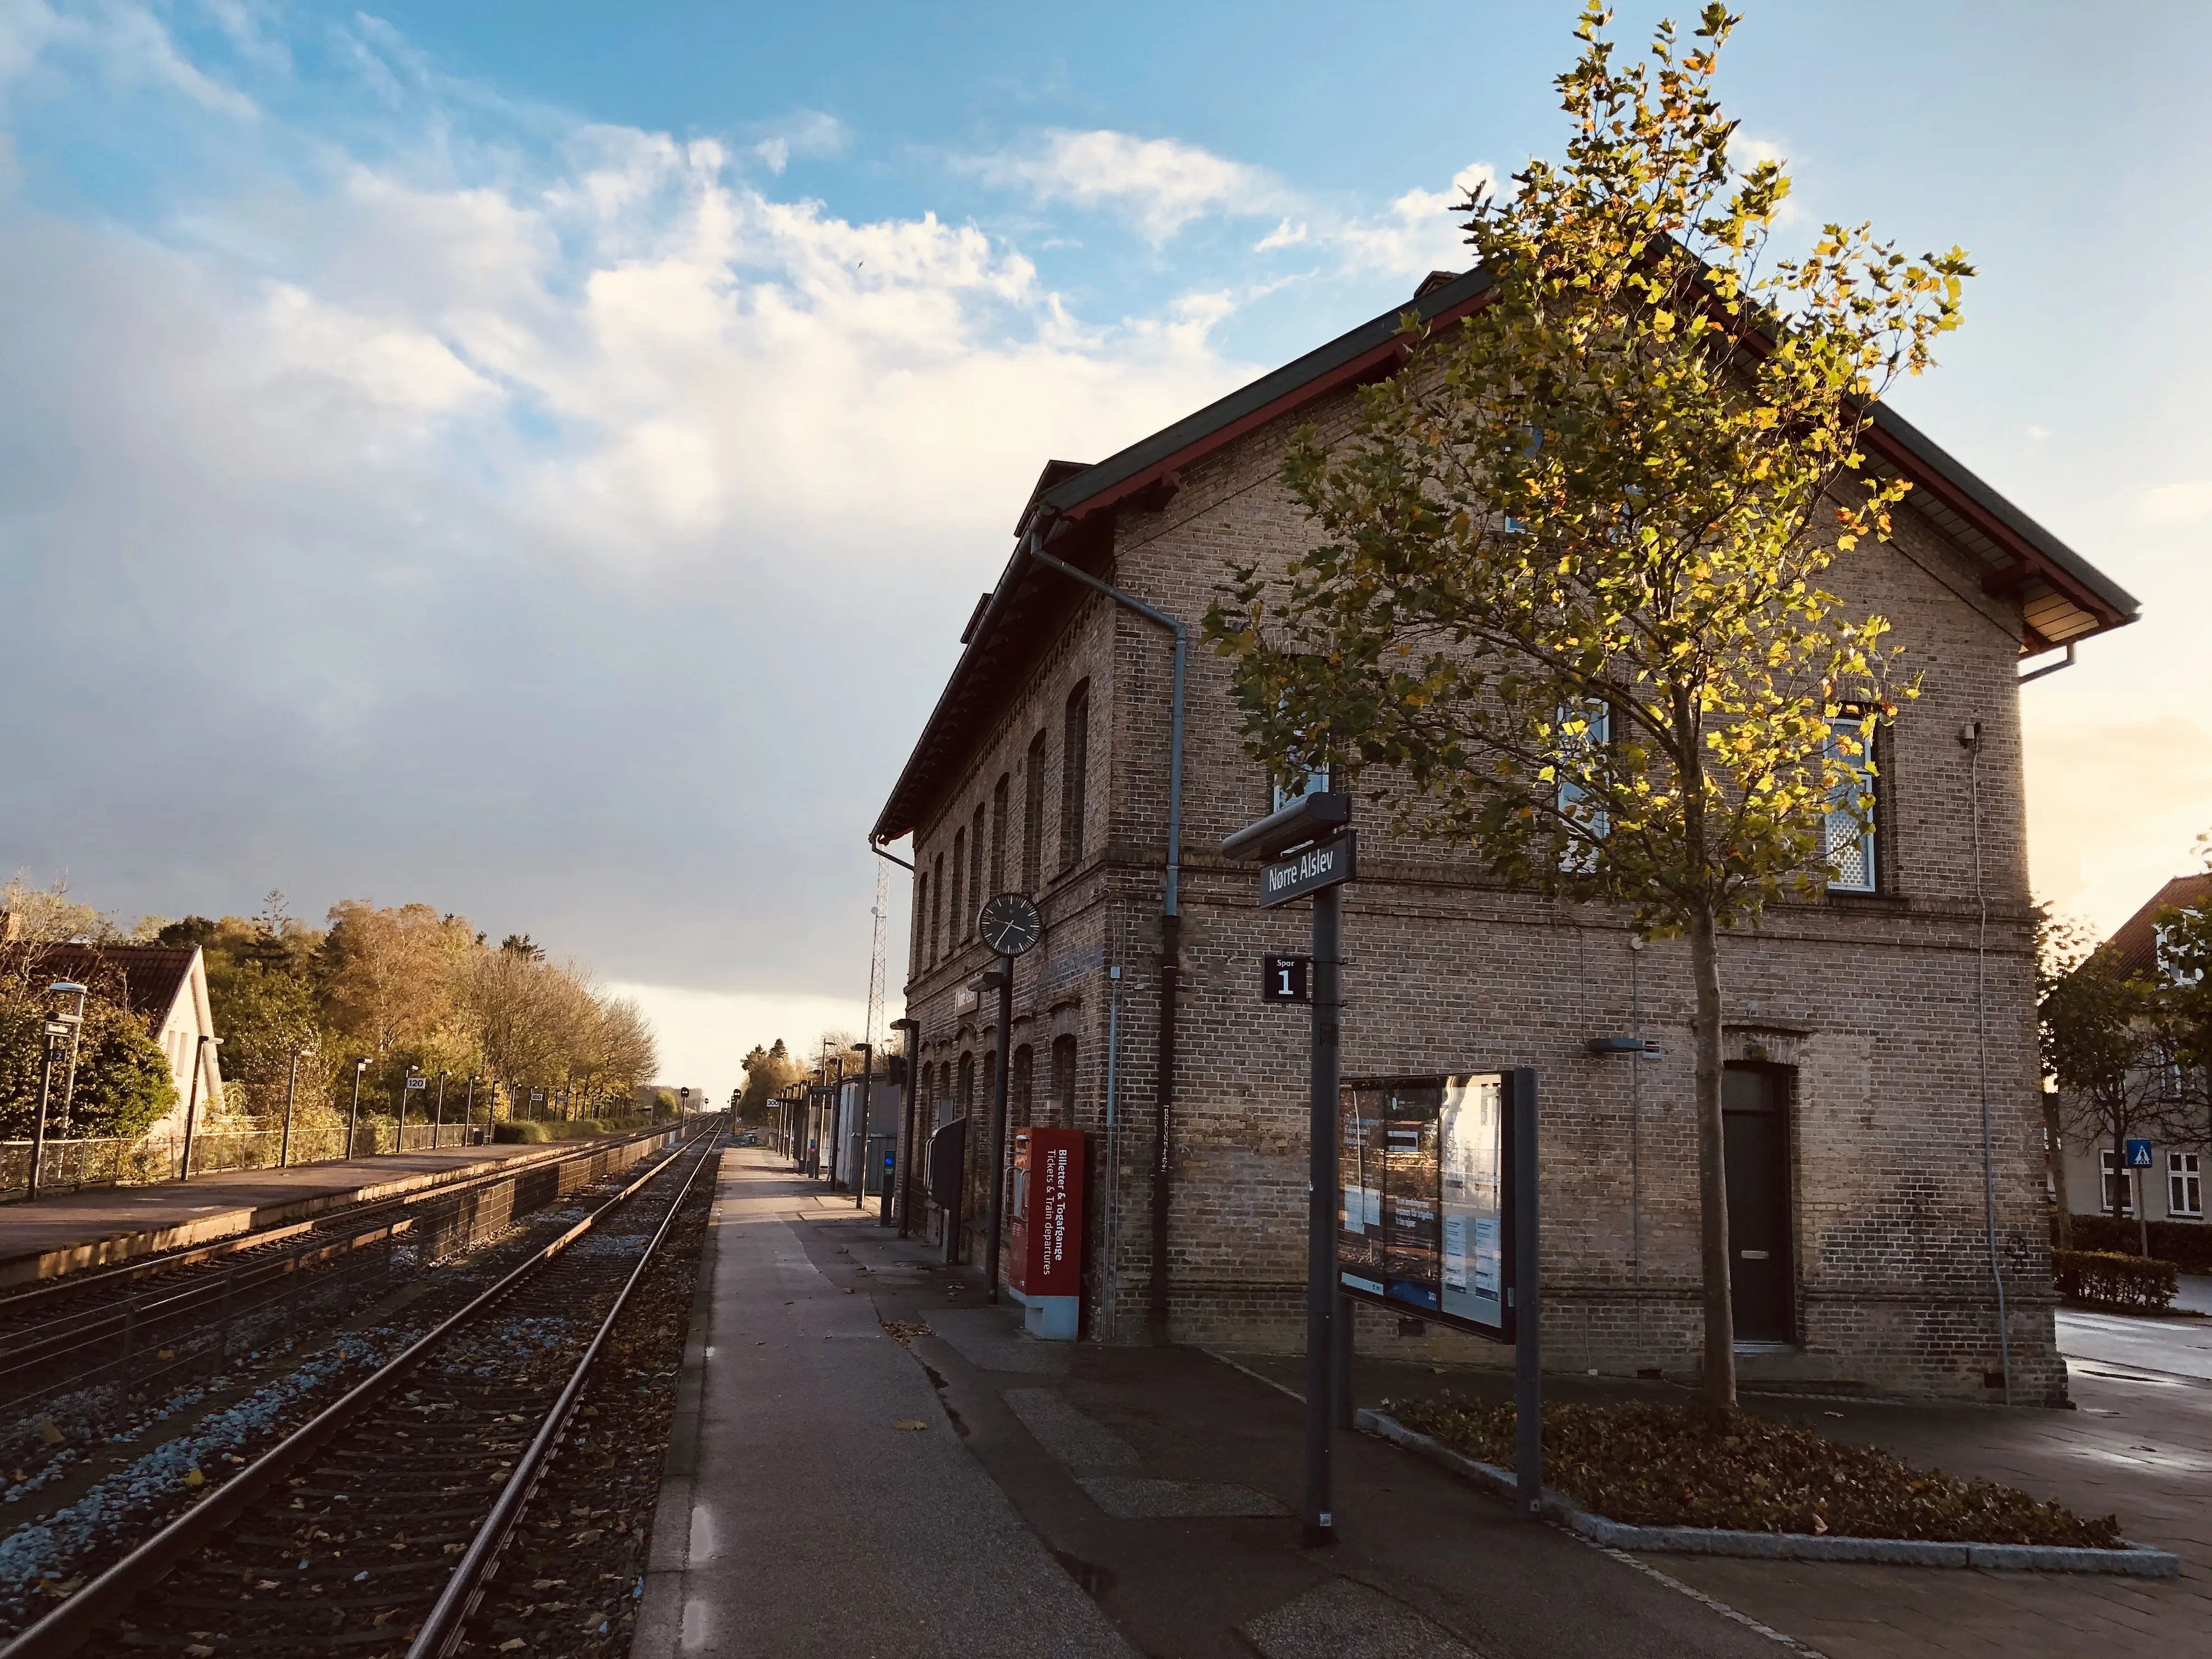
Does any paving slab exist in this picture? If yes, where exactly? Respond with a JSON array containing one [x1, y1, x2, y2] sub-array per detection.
[[631, 1151, 1136, 1659], [787, 1179, 1785, 1659], [0, 1138, 602, 1286]]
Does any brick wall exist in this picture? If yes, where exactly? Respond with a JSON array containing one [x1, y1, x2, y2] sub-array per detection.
[[898, 379, 2066, 1403]]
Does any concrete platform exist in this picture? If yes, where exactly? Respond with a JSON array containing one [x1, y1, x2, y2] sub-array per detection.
[[0, 1139, 609, 1289], [636, 1153, 1778, 1659]]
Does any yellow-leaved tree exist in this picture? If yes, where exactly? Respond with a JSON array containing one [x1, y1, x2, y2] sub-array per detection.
[[1206, 3, 1970, 1412]]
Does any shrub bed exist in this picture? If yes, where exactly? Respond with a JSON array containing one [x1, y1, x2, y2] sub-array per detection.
[[2059, 1214, 2212, 1274], [2051, 1248, 2180, 1311], [1383, 1397, 2122, 1548], [492, 1118, 650, 1144]]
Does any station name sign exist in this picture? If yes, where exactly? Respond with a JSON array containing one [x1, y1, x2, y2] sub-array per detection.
[[1258, 832, 1357, 909]]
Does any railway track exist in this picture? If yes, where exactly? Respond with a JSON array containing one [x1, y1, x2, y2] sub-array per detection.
[[0, 1125, 723, 1659], [0, 1128, 686, 1483]]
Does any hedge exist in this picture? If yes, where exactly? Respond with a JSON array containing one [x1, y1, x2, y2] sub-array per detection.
[[492, 1116, 652, 1145], [2051, 1249, 2180, 1312], [2059, 1213, 2212, 1274]]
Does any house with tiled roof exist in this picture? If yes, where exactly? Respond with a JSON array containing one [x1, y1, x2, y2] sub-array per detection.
[[2055, 876, 2212, 1228], [872, 264, 2137, 1402], [4, 940, 224, 1140]]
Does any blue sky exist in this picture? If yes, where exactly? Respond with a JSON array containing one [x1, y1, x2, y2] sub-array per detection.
[[2, 1, 2208, 1095]]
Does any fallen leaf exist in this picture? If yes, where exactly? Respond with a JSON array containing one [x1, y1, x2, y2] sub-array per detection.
[[36, 1419, 64, 1447], [1813, 1513, 1829, 1534], [894, 1420, 927, 1432], [184, 1468, 205, 1488]]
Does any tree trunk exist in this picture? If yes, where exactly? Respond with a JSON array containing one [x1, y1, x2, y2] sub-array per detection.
[[1688, 901, 1736, 1417], [2044, 1094, 2071, 1252]]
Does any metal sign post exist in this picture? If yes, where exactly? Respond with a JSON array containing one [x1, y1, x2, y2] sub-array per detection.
[[1225, 790, 1356, 1550], [2126, 1138, 2154, 1257]]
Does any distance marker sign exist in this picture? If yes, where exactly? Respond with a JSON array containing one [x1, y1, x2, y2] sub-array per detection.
[[1258, 832, 1357, 909]]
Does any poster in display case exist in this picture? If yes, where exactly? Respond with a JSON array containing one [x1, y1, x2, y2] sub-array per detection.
[[1338, 1072, 1517, 1343]]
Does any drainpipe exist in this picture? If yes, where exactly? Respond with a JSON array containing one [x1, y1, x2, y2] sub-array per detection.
[[1020, 522, 1187, 1345], [1962, 719, 2013, 1405]]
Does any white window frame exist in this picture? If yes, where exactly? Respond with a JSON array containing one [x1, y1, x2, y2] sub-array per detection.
[[1273, 761, 1334, 815], [2170, 1151, 2203, 1220], [2098, 1148, 2136, 1217], [1824, 721, 1877, 894]]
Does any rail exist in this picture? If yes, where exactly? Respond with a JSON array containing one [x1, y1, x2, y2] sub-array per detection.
[[0, 1121, 723, 1659]]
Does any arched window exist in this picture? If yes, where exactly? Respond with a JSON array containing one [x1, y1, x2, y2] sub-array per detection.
[[957, 1052, 974, 1119], [969, 802, 988, 919], [1060, 681, 1090, 870], [1011, 1043, 1034, 1128], [1051, 1034, 1079, 1126], [1023, 730, 1047, 891], [950, 826, 967, 949], [929, 853, 944, 963], [990, 774, 1011, 894]]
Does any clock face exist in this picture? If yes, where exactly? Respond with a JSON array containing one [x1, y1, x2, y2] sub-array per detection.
[[977, 892, 1043, 957]]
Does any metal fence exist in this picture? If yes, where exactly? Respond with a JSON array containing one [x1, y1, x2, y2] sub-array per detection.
[[0, 1119, 495, 1200]]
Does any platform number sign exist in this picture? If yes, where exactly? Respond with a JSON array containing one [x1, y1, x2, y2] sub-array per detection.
[[2126, 1138, 2154, 1169], [1262, 955, 1312, 1004]]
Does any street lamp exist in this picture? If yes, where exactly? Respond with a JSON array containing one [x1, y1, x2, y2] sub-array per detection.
[[890, 1018, 920, 1236], [346, 1058, 370, 1159], [464, 1075, 479, 1144], [49, 980, 88, 1140], [179, 1035, 223, 1181], [279, 1046, 312, 1169], [850, 1043, 873, 1212], [26, 980, 87, 1202], [433, 1070, 448, 1148]]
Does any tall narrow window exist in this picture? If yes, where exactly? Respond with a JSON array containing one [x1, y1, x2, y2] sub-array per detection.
[[913, 871, 928, 972], [1060, 681, 1090, 871], [1012, 1045, 1034, 1128], [929, 854, 944, 964], [950, 827, 967, 951], [2099, 1148, 2136, 1216], [970, 802, 988, 917], [1825, 719, 1877, 893], [2171, 1152, 2203, 1219], [935, 1062, 952, 1125], [991, 774, 1010, 895], [1051, 1034, 1078, 1127], [1023, 730, 1047, 892], [1556, 697, 1611, 873]]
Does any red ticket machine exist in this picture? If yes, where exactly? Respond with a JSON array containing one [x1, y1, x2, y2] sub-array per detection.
[[1008, 1127, 1084, 1340]]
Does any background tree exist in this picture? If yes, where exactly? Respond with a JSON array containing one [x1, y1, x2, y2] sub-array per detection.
[[2039, 912, 2191, 1255], [1205, 3, 1969, 1412], [738, 1039, 800, 1120]]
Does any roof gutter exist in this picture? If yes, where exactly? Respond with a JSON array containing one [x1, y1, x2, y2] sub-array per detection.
[[1019, 521, 1188, 1345]]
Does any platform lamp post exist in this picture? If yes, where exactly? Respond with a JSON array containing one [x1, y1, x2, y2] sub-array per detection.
[[346, 1057, 369, 1158], [464, 1076, 479, 1143], [26, 980, 87, 1202], [50, 980, 88, 1139], [849, 1045, 874, 1211], [279, 1047, 309, 1168], [977, 893, 1045, 1306], [891, 1018, 921, 1235], [179, 1035, 223, 1182], [433, 1070, 448, 1147]]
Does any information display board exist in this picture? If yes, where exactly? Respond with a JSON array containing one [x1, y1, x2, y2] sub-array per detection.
[[1339, 1073, 1516, 1342]]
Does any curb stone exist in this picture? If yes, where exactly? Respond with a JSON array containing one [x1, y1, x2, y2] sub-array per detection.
[[1355, 1408, 2180, 1578]]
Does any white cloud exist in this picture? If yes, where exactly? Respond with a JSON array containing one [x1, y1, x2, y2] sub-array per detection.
[[748, 109, 849, 175], [2138, 480, 2212, 526], [1331, 163, 1492, 280], [1255, 217, 1306, 251], [967, 128, 1276, 244], [610, 983, 872, 1105]]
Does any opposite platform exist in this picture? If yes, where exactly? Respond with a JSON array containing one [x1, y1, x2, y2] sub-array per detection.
[[0, 1138, 604, 1288]]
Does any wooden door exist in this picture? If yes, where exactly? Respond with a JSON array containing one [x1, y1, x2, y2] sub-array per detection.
[[1723, 1065, 1795, 1345]]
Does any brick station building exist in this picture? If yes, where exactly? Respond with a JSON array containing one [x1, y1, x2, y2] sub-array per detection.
[[870, 267, 2138, 1401]]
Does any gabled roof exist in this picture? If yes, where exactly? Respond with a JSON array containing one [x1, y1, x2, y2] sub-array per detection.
[[2102, 874, 2212, 980], [871, 266, 2141, 844], [2, 943, 198, 1031]]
